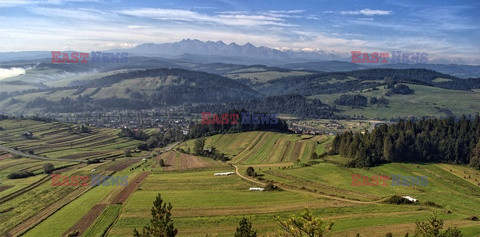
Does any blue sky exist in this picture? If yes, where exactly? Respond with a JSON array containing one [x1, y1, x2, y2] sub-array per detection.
[[0, 0, 479, 64]]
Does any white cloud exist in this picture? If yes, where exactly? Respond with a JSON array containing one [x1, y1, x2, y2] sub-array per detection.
[[127, 25, 151, 29], [340, 9, 392, 16], [0, 67, 26, 80], [0, 0, 102, 7], [119, 8, 294, 27], [28, 7, 115, 21]]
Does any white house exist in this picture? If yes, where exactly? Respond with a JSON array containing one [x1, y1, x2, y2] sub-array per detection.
[[214, 172, 235, 176], [249, 187, 265, 191], [402, 196, 417, 202]]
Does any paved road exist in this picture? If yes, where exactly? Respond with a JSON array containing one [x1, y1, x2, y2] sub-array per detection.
[[0, 144, 88, 163]]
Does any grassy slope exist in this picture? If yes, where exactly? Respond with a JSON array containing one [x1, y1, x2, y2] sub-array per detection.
[[179, 131, 329, 164], [111, 131, 480, 236], [4, 124, 480, 236], [0, 119, 149, 235], [313, 84, 480, 119]]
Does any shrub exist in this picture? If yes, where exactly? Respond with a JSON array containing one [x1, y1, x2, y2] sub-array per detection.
[[264, 182, 280, 191], [383, 195, 414, 205], [43, 163, 54, 174], [246, 167, 255, 177], [7, 171, 34, 179], [67, 230, 79, 237]]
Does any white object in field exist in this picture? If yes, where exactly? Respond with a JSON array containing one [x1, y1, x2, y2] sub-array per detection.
[[214, 172, 235, 176], [249, 187, 265, 191], [402, 196, 417, 202], [91, 169, 97, 172]]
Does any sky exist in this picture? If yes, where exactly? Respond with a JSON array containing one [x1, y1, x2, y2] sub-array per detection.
[[0, 0, 479, 64]]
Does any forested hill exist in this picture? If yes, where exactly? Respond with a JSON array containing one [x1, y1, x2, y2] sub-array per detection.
[[261, 68, 480, 96], [21, 68, 261, 111], [330, 116, 480, 169]]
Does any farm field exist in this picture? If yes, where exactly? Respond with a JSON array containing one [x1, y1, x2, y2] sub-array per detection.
[[108, 131, 480, 236], [227, 69, 312, 84], [0, 119, 152, 235], [313, 84, 480, 120], [2, 123, 480, 236], [178, 131, 328, 164]]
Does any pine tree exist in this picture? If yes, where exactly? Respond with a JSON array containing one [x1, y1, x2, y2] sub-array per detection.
[[383, 136, 394, 162], [234, 218, 257, 237], [470, 141, 480, 170], [133, 194, 177, 237]]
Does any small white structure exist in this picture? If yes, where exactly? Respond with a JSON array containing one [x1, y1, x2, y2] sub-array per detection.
[[402, 196, 417, 202], [214, 172, 235, 176], [249, 187, 265, 191], [91, 169, 97, 172], [142, 158, 147, 162]]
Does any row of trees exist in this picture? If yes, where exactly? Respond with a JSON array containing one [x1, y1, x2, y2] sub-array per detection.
[[133, 193, 464, 237], [187, 109, 290, 139], [331, 116, 480, 169]]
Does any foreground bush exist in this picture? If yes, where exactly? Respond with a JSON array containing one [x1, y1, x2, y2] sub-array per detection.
[[7, 171, 34, 179]]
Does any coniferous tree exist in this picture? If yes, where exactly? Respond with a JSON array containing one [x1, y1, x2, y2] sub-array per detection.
[[234, 218, 257, 237], [133, 194, 177, 237]]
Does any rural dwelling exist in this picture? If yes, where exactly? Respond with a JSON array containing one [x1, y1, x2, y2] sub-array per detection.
[[249, 187, 265, 191], [402, 196, 417, 202], [214, 172, 235, 176]]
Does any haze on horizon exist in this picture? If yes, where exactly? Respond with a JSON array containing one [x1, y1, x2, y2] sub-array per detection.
[[0, 0, 479, 64]]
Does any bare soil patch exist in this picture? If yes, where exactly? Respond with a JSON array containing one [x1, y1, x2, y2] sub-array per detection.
[[111, 172, 149, 204], [62, 204, 108, 237], [59, 151, 107, 160], [0, 185, 13, 192], [0, 153, 12, 160], [106, 158, 141, 171], [162, 152, 214, 171]]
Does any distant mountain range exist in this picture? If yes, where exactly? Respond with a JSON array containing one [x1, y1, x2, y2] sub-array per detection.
[[1, 39, 480, 78], [116, 39, 340, 65]]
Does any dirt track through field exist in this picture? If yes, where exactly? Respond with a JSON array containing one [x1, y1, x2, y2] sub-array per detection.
[[232, 165, 387, 205]]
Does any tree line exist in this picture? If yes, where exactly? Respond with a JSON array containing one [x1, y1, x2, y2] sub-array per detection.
[[331, 116, 480, 169]]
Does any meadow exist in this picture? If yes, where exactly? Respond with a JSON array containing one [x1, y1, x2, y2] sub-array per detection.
[[313, 84, 480, 119], [1, 122, 480, 236]]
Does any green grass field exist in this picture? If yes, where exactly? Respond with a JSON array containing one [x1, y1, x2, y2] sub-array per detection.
[[313, 84, 480, 119], [2, 122, 480, 236], [178, 131, 328, 164]]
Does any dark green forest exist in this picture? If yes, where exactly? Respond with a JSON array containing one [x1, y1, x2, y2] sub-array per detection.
[[331, 116, 480, 169]]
